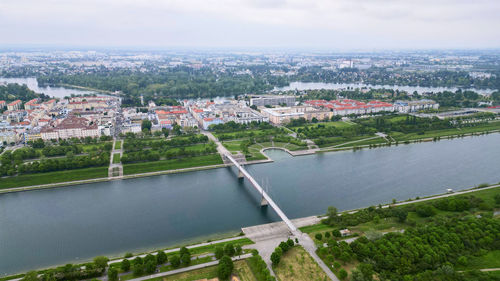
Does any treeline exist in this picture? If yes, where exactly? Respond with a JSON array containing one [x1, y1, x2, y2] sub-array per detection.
[[123, 134, 209, 152], [209, 121, 274, 133], [0, 149, 110, 176], [120, 143, 217, 164], [298, 123, 376, 140], [0, 83, 48, 103], [356, 115, 453, 134], [21, 256, 109, 281], [36, 67, 282, 105]]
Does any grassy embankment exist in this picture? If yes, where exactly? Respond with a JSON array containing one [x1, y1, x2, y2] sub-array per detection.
[[0, 167, 109, 189]]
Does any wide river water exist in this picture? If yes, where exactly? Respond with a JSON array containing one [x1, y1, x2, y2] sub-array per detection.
[[1, 134, 500, 275], [0, 77, 99, 98]]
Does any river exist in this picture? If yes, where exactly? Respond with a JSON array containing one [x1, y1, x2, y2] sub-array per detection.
[[0, 77, 99, 98], [1, 134, 500, 275], [274, 82, 496, 95]]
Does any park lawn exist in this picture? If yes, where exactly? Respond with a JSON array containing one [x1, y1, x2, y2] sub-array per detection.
[[122, 154, 223, 175], [270, 141, 289, 148], [223, 141, 243, 152], [317, 135, 375, 148], [274, 246, 329, 281], [79, 142, 111, 152], [187, 238, 253, 256], [456, 250, 500, 271], [115, 140, 122, 149], [390, 121, 500, 142], [334, 136, 387, 148], [291, 121, 353, 131], [285, 143, 306, 151], [112, 153, 121, 164], [0, 167, 109, 189]]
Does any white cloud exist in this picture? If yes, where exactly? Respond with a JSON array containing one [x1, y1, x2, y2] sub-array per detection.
[[0, 0, 499, 49]]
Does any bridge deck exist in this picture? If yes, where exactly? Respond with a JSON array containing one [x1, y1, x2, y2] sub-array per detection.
[[224, 153, 297, 232]]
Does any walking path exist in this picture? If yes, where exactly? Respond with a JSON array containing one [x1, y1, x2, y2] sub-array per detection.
[[108, 236, 247, 265], [127, 254, 252, 281]]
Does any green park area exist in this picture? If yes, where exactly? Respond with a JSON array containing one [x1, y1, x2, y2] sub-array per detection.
[[112, 153, 121, 164], [301, 185, 500, 280], [273, 246, 329, 281], [212, 121, 308, 161], [123, 154, 223, 175]]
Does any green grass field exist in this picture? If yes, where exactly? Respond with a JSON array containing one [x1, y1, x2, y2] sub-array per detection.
[[456, 250, 500, 271], [115, 140, 122, 149], [0, 167, 109, 189], [290, 121, 354, 131], [112, 153, 121, 164], [123, 154, 223, 175], [390, 121, 500, 141]]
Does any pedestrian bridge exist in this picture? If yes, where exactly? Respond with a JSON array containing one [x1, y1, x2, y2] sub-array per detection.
[[224, 153, 297, 233]]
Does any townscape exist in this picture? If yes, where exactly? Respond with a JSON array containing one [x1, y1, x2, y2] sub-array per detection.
[[1, 1, 500, 281]]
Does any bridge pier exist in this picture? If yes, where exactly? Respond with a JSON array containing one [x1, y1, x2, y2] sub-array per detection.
[[261, 196, 269, 206], [238, 170, 244, 179]]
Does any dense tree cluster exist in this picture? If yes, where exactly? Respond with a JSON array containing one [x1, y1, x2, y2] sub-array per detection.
[[246, 250, 276, 281], [0, 83, 48, 104], [348, 217, 500, 280], [0, 146, 110, 176], [209, 121, 274, 134], [21, 256, 109, 281], [355, 114, 453, 134], [120, 135, 216, 163]]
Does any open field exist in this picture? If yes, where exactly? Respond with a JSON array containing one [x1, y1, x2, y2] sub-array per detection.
[[289, 121, 354, 131], [115, 140, 122, 149], [274, 246, 329, 281], [456, 250, 500, 271], [123, 154, 223, 175], [0, 167, 109, 189]]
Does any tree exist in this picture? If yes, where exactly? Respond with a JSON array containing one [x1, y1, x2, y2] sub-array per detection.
[[286, 238, 294, 248], [217, 256, 234, 280], [180, 253, 191, 266], [215, 246, 224, 259], [279, 241, 290, 252], [327, 206, 338, 224], [121, 259, 131, 272], [315, 233, 323, 241], [170, 255, 180, 268], [132, 263, 143, 276], [235, 244, 243, 256], [270, 251, 281, 266], [458, 256, 468, 266], [394, 208, 408, 223], [145, 260, 156, 274], [334, 261, 341, 270], [156, 251, 167, 265], [107, 268, 118, 281], [141, 120, 152, 132], [271, 247, 283, 266], [93, 256, 109, 270], [339, 269, 348, 280], [224, 243, 235, 257]]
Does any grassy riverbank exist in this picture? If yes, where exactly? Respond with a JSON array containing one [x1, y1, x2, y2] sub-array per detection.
[[0, 167, 108, 189], [123, 154, 223, 175]]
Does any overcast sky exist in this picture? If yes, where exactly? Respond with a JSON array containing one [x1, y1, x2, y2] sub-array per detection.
[[1, 0, 499, 50]]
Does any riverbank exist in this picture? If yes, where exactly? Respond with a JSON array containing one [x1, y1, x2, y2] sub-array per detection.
[[1, 130, 498, 194], [2, 181, 498, 280]]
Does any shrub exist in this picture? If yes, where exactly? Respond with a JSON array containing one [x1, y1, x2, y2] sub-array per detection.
[[339, 268, 348, 279], [217, 256, 234, 280], [121, 259, 130, 272], [170, 255, 180, 268], [315, 233, 323, 241]]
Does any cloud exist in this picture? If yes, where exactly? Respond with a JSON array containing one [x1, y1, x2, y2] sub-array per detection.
[[0, 0, 498, 49]]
